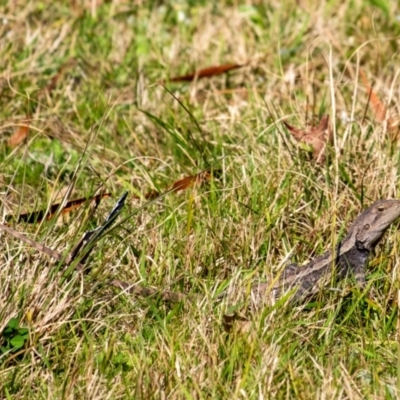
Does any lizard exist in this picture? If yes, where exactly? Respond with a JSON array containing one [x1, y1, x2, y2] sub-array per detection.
[[8, 195, 400, 308], [251, 199, 400, 306], [110, 199, 400, 307]]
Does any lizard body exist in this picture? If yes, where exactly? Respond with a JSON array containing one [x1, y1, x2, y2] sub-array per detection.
[[107, 200, 400, 307], [252, 199, 400, 304]]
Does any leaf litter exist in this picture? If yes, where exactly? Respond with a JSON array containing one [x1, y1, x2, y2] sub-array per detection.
[[283, 114, 332, 163], [163, 63, 245, 83]]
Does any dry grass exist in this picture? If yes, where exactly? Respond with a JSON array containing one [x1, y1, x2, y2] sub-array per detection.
[[0, 1, 400, 398]]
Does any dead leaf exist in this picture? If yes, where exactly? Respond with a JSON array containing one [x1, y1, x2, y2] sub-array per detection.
[[141, 169, 221, 200], [222, 313, 248, 333], [360, 70, 388, 123], [170, 169, 216, 192], [7, 193, 111, 224], [165, 63, 244, 83], [360, 70, 399, 138], [8, 119, 31, 147], [7, 59, 76, 148], [283, 115, 331, 163], [222, 313, 256, 339]]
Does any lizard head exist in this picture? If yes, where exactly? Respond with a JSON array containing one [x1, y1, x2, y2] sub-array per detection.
[[351, 199, 400, 251]]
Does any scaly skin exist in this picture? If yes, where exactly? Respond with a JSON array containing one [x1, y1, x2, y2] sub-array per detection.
[[251, 199, 400, 304]]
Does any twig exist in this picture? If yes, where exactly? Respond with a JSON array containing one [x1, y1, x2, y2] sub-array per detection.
[[67, 191, 128, 265], [0, 222, 80, 267], [0, 227, 190, 304]]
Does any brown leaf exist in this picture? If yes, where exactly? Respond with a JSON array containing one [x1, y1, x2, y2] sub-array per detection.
[[222, 313, 255, 338], [8, 119, 31, 147], [170, 170, 216, 192], [142, 190, 160, 200], [140, 169, 221, 200], [7, 193, 111, 224], [166, 63, 244, 83], [360, 70, 399, 138], [283, 115, 331, 163], [360, 70, 388, 123]]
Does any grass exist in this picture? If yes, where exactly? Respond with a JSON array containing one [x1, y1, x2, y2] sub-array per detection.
[[1, 0, 400, 398]]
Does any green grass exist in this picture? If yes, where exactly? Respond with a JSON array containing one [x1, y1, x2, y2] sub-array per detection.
[[1, 0, 400, 398]]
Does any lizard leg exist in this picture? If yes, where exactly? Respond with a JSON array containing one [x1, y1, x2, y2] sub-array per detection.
[[352, 263, 366, 288], [282, 262, 299, 277], [339, 248, 368, 288]]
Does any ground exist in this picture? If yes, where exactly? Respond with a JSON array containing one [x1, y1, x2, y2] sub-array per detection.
[[1, 1, 400, 399]]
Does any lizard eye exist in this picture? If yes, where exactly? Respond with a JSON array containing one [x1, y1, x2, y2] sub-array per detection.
[[378, 206, 385, 212], [364, 224, 370, 230]]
